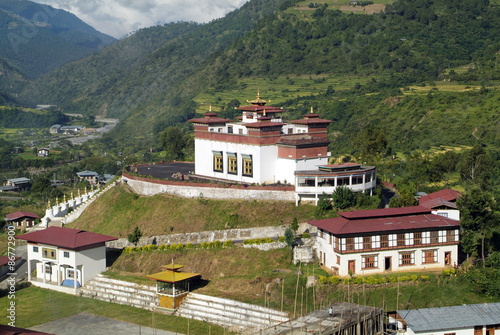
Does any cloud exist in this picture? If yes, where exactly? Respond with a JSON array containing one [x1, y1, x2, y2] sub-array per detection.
[[32, 0, 248, 38]]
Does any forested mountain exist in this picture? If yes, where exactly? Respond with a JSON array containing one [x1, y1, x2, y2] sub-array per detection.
[[0, 0, 115, 79], [13, 0, 500, 154]]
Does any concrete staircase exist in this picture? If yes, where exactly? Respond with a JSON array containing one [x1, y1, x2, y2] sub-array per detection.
[[177, 292, 289, 333], [80, 274, 158, 310]]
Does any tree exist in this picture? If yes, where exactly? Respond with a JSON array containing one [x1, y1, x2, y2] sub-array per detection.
[[316, 192, 333, 217], [332, 186, 355, 209], [127, 226, 142, 247], [290, 216, 299, 235], [284, 228, 295, 249], [160, 126, 185, 160], [457, 187, 497, 268], [458, 145, 492, 191], [432, 151, 459, 187], [353, 126, 387, 164]]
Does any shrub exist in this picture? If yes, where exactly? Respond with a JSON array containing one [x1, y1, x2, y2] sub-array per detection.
[[364, 276, 378, 285], [170, 243, 178, 250], [420, 275, 430, 281], [319, 276, 328, 284], [388, 277, 397, 283], [411, 274, 418, 282], [442, 269, 451, 276], [176, 243, 184, 251], [123, 247, 134, 253], [214, 240, 222, 248], [265, 237, 273, 243], [353, 276, 363, 285], [186, 243, 194, 249], [148, 244, 157, 251], [278, 236, 285, 242], [302, 232, 311, 239], [158, 244, 167, 251], [208, 242, 215, 248], [141, 245, 149, 252], [200, 242, 209, 249], [223, 240, 234, 248], [328, 276, 340, 285], [134, 247, 142, 252], [343, 277, 352, 285]]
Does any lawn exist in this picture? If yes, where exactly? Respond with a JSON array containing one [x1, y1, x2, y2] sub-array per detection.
[[0, 286, 228, 334]]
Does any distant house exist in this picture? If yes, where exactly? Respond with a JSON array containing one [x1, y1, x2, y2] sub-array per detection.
[[2, 177, 30, 192], [5, 211, 40, 230], [76, 170, 100, 185], [50, 124, 61, 134], [389, 303, 500, 335], [16, 226, 117, 295], [60, 125, 83, 134], [418, 189, 461, 221], [99, 174, 115, 185], [0, 255, 21, 277], [309, 206, 460, 276], [38, 148, 50, 157]]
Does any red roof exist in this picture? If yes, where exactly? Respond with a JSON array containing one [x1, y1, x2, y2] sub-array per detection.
[[244, 121, 284, 128], [309, 206, 459, 236], [0, 325, 55, 335], [419, 189, 461, 204], [16, 226, 117, 250], [0, 256, 20, 266], [419, 198, 457, 209], [290, 116, 333, 125], [188, 116, 231, 124], [5, 211, 40, 221]]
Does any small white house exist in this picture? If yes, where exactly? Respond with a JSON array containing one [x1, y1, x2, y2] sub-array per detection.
[[389, 303, 500, 335], [16, 226, 117, 295], [418, 188, 461, 221]]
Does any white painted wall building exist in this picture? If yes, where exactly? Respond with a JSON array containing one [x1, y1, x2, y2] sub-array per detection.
[[16, 226, 117, 295], [309, 206, 460, 276]]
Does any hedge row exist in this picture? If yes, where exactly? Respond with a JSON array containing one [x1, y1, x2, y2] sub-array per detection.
[[318, 274, 430, 285], [123, 240, 234, 253]]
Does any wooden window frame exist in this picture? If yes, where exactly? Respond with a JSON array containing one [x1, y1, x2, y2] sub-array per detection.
[[380, 235, 389, 248], [346, 238, 354, 251], [363, 236, 371, 250], [397, 233, 405, 247], [399, 252, 415, 266], [227, 153, 237, 175], [362, 255, 378, 269], [213, 152, 223, 172], [243, 156, 253, 177], [414, 232, 422, 245], [446, 230, 455, 243], [430, 231, 439, 244]]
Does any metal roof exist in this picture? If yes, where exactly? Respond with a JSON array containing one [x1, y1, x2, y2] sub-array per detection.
[[398, 303, 500, 332]]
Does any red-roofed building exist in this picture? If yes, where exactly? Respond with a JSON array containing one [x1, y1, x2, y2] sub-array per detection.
[[308, 206, 460, 276], [5, 211, 40, 230], [16, 227, 117, 295], [188, 92, 376, 204], [418, 189, 461, 220]]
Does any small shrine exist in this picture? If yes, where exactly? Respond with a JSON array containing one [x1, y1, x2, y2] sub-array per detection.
[[146, 262, 200, 310]]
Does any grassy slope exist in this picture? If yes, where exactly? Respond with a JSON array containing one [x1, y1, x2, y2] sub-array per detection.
[[106, 248, 499, 314], [0, 286, 226, 333], [68, 185, 318, 237]]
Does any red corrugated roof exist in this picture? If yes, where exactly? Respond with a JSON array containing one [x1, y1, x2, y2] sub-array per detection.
[[290, 118, 333, 125], [309, 211, 459, 236], [5, 211, 40, 220], [419, 189, 461, 204], [339, 206, 431, 219], [16, 226, 117, 250], [419, 198, 457, 209], [188, 116, 231, 124], [244, 121, 284, 128]]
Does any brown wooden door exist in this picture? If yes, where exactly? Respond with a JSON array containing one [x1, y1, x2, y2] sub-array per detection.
[[475, 326, 483, 335], [348, 260, 355, 274], [445, 252, 451, 265]]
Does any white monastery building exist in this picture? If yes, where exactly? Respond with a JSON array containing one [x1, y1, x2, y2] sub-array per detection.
[[189, 92, 377, 204], [308, 206, 460, 276], [16, 226, 117, 295]]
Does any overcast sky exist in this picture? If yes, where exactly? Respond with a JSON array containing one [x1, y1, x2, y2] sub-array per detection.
[[32, 0, 248, 38]]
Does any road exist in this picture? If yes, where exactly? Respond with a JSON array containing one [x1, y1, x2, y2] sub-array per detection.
[[0, 242, 28, 290]]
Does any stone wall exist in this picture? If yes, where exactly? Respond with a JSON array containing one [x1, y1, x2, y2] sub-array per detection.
[[106, 225, 288, 249], [122, 173, 295, 202]]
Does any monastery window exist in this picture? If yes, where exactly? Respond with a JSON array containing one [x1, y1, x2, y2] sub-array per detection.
[[438, 212, 448, 218], [405, 233, 414, 246], [239, 129, 243, 135], [414, 232, 422, 245], [337, 177, 349, 186], [352, 175, 363, 185], [227, 153, 237, 175], [213, 151, 223, 172], [354, 237, 363, 250], [422, 231, 430, 244], [422, 250, 437, 264], [363, 236, 372, 250], [399, 252, 415, 266], [319, 229, 323, 239], [372, 235, 380, 249], [380, 235, 389, 248], [346, 238, 354, 251], [430, 231, 439, 244], [42, 247, 57, 260], [397, 234, 405, 247], [228, 126, 233, 134], [329, 234, 332, 245], [63, 251, 70, 258], [242, 155, 253, 177], [446, 230, 456, 243], [365, 173, 372, 183], [362, 255, 378, 269], [33, 246, 38, 253], [389, 234, 397, 247], [439, 230, 446, 243]]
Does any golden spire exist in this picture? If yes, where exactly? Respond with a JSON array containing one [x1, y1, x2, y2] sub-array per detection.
[[70, 192, 73, 200], [263, 110, 266, 116], [63, 194, 66, 203], [209, 105, 212, 112], [311, 106, 314, 114], [55, 197, 59, 206], [78, 188, 80, 197], [247, 90, 269, 105], [47, 199, 51, 209], [85, 186, 87, 194]]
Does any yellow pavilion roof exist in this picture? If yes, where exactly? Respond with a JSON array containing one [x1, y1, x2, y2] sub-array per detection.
[[146, 270, 200, 283], [160, 264, 185, 271]]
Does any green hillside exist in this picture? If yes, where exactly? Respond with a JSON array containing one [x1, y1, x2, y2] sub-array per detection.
[[0, 0, 115, 79]]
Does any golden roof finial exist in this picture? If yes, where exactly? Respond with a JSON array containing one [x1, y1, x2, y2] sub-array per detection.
[[263, 110, 266, 116], [78, 188, 81, 197], [209, 105, 212, 112], [311, 106, 314, 114]]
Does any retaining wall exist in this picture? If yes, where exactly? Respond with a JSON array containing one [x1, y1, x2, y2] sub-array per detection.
[[122, 173, 295, 201]]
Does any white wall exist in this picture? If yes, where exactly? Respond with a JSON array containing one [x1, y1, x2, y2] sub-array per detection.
[[76, 246, 106, 284]]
